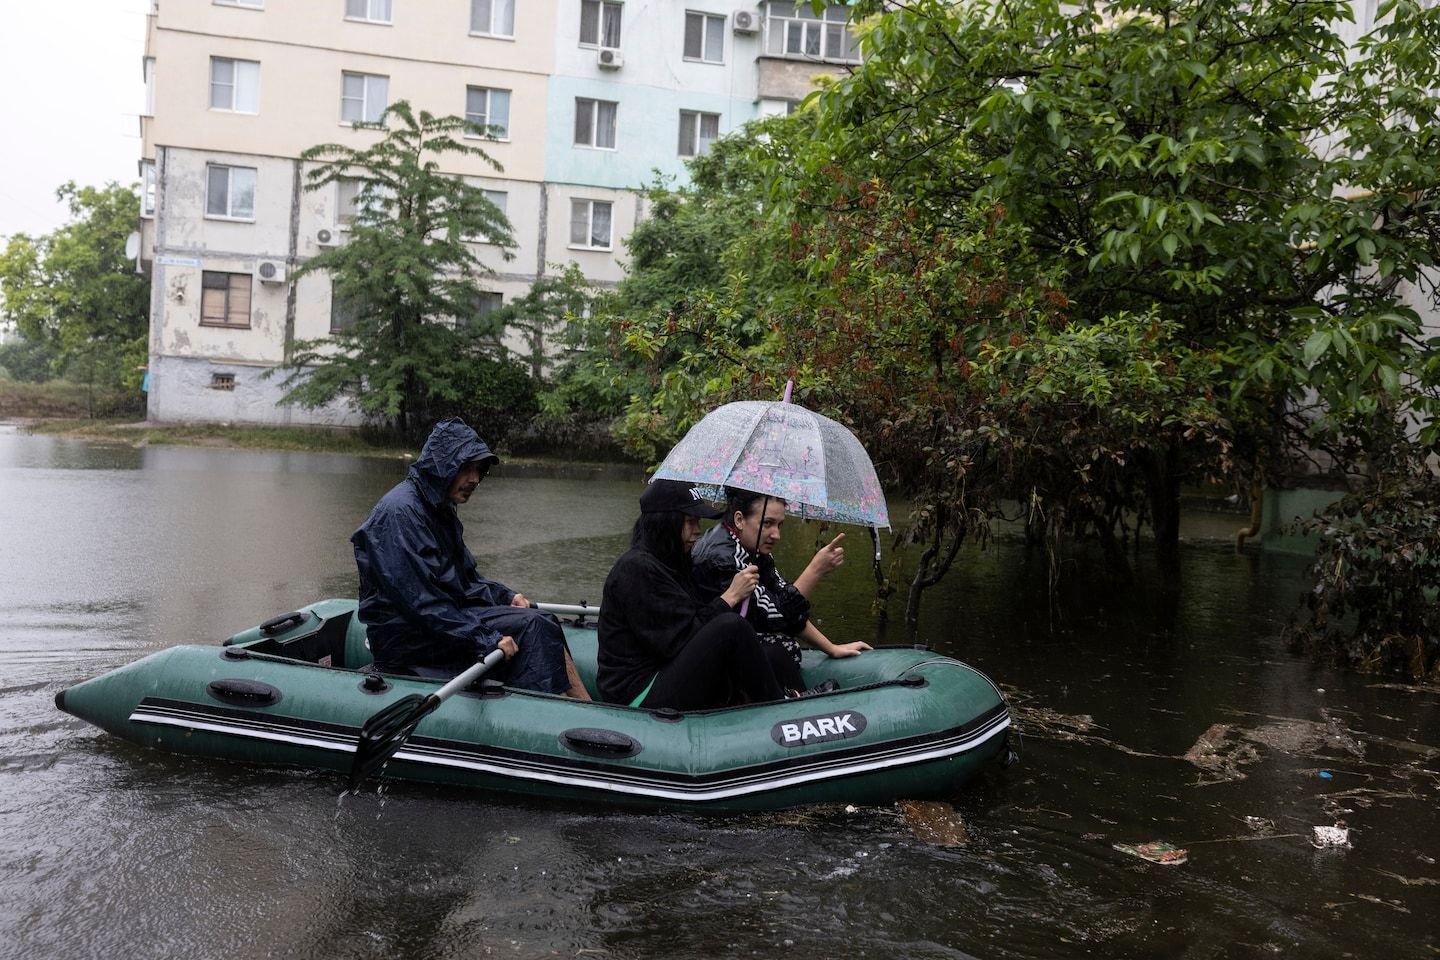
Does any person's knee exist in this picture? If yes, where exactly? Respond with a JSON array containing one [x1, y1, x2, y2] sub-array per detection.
[[701, 613, 755, 652]]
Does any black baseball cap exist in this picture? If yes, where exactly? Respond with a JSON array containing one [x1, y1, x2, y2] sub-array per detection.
[[640, 479, 724, 518]]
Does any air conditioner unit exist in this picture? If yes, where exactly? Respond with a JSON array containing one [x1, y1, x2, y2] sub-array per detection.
[[732, 10, 758, 33], [597, 47, 623, 69], [316, 228, 338, 247], [256, 259, 287, 284]]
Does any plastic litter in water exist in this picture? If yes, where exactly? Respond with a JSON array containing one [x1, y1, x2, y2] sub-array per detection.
[[1113, 841, 1188, 865], [1311, 824, 1350, 848], [1318, 769, 1334, 779]]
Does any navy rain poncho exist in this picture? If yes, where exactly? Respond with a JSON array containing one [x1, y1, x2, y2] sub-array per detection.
[[350, 417, 570, 692]]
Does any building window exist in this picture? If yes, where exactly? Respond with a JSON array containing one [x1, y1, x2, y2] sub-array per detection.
[[683, 11, 725, 62], [678, 110, 720, 157], [143, 57, 155, 117], [574, 98, 617, 149], [336, 178, 362, 226], [209, 372, 237, 390], [141, 160, 157, 217], [210, 57, 260, 113], [765, 2, 860, 63], [205, 164, 257, 220], [214, 0, 263, 7], [345, 0, 392, 22], [470, 291, 503, 324], [200, 272, 252, 328], [341, 71, 389, 123], [579, 0, 622, 47], [464, 188, 508, 243], [465, 86, 511, 139], [330, 283, 358, 333], [337, 178, 389, 226], [470, 0, 515, 37], [569, 199, 612, 250]]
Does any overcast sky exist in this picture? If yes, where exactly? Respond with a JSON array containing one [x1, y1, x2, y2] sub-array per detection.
[[1, 2, 148, 240]]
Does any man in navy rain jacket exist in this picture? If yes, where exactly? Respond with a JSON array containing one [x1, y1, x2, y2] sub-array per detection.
[[351, 417, 589, 698]]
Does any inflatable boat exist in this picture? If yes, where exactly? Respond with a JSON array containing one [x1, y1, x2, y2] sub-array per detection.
[[56, 599, 1011, 812]]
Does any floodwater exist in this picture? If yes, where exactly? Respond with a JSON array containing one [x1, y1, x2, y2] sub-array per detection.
[[0, 423, 1435, 960]]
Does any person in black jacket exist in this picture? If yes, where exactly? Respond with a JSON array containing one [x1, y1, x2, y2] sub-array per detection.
[[351, 417, 589, 698], [596, 480, 784, 709], [691, 486, 870, 694]]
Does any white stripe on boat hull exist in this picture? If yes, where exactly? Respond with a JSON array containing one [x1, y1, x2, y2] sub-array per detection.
[[130, 706, 1009, 802]]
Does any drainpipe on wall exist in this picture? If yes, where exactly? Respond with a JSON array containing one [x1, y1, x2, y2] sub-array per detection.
[[146, 146, 169, 423], [283, 159, 301, 365], [280, 159, 302, 428]]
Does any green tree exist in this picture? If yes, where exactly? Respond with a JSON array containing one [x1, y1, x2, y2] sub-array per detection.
[[1288, 441, 1440, 680], [811, 0, 1440, 549], [0, 182, 149, 406], [599, 0, 1440, 648], [553, 118, 809, 461], [492, 263, 596, 381], [0, 334, 61, 383], [272, 101, 528, 441]]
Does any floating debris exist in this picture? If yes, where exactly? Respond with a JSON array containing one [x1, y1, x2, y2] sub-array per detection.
[[897, 799, 969, 847], [1182, 723, 1260, 784], [1114, 841, 1188, 865], [1311, 824, 1351, 849], [1182, 714, 1369, 785]]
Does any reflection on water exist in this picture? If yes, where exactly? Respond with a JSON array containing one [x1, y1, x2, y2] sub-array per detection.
[[1, 425, 1436, 960]]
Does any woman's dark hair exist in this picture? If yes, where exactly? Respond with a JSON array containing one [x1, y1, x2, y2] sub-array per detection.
[[631, 510, 690, 572], [724, 486, 782, 523]]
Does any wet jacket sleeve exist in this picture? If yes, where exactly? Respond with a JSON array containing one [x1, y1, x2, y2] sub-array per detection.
[[690, 543, 739, 603], [356, 501, 506, 659], [459, 547, 517, 608]]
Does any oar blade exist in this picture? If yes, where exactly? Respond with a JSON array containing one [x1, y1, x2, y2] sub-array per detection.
[[346, 650, 505, 792], [348, 693, 435, 790]]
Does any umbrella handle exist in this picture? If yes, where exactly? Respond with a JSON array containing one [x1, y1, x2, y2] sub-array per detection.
[[739, 494, 772, 619], [869, 525, 883, 585]]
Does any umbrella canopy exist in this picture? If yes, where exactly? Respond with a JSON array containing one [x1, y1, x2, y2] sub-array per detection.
[[652, 400, 889, 528]]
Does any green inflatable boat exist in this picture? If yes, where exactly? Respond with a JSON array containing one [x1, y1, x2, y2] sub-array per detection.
[[57, 599, 1011, 812]]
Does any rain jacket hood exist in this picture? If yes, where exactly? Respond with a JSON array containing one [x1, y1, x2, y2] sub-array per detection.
[[408, 417, 500, 509]]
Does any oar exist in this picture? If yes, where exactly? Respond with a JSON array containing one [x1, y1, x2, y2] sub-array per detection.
[[348, 648, 506, 791], [534, 601, 600, 616]]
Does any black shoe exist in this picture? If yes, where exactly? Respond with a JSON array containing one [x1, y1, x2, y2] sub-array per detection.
[[792, 678, 839, 699]]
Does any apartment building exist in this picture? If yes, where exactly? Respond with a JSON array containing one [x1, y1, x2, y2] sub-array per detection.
[[136, 0, 860, 425]]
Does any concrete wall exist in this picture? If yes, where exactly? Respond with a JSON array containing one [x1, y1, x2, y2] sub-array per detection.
[[543, 75, 756, 189], [545, 0, 765, 188], [147, 353, 360, 426]]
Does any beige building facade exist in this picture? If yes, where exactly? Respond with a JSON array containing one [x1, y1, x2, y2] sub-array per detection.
[[138, 0, 859, 425]]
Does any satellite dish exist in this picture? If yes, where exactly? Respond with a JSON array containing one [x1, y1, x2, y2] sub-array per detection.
[[125, 231, 141, 259]]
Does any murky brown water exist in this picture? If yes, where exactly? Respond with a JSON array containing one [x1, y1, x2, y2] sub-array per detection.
[[1, 423, 1436, 960]]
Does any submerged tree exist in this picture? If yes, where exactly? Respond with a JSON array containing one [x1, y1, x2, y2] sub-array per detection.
[[0, 182, 149, 410], [596, 0, 1440, 651], [817, 0, 1440, 553], [272, 101, 529, 441]]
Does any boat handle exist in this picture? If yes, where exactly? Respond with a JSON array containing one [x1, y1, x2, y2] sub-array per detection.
[[560, 727, 642, 758], [206, 679, 283, 707], [259, 611, 310, 637]]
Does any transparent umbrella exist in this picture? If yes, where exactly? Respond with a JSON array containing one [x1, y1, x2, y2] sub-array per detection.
[[651, 399, 889, 529]]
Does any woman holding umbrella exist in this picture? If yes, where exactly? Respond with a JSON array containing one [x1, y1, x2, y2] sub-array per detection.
[[595, 480, 787, 710], [691, 486, 872, 696]]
